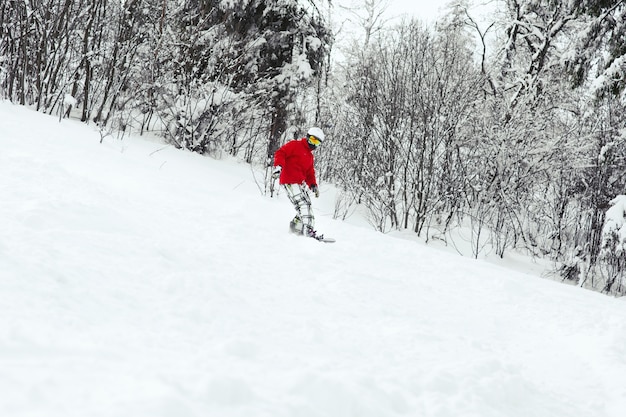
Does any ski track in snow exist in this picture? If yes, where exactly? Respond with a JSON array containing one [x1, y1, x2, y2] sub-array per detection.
[[1, 101, 626, 417]]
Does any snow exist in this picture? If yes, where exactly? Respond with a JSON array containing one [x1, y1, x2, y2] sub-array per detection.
[[603, 195, 626, 253], [63, 94, 77, 107], [2, 100, 626, 417]]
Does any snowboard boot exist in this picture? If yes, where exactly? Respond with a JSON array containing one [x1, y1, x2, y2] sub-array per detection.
[[289, 217, 304, 235]]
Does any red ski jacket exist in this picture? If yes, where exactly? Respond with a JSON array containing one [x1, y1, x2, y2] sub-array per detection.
[[274, 138, 317, 187]]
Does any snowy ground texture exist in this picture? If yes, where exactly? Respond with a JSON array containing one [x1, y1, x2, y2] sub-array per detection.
[[2, 101, 626, 417]]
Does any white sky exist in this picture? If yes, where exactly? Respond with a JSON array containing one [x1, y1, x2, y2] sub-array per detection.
[[335, 0, 450, 23], [331, 0, 499, 61], [334, 0, 498, 27], [384, 0, 449, 22]]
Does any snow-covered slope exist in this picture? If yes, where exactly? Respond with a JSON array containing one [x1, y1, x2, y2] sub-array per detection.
[[2, 101, 625, 417]]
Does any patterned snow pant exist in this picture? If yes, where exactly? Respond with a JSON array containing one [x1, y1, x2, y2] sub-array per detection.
[[283, 183, 315, 235]]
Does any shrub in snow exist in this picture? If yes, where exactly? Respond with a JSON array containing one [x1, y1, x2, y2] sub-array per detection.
[[599, 195, 626, 293]]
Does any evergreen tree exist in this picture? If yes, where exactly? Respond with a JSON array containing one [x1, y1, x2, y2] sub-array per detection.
[[567, 0, 626, 97]]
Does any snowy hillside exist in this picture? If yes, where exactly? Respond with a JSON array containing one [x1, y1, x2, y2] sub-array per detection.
[[2, 101, 626, 417]]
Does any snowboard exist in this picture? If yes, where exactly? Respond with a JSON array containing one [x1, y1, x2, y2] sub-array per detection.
[[290, 231, 335, 243], [289, 224, 335, 243]]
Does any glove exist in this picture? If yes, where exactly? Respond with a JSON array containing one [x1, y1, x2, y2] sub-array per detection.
[[272, 166, 282, 180], [311, 184, 319, 198]]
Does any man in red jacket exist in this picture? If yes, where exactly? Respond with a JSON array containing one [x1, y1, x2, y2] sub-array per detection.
[[272, 127, 325, 240]]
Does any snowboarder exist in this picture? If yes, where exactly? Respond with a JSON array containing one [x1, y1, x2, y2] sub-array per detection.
[[272, 127, 325, 240]]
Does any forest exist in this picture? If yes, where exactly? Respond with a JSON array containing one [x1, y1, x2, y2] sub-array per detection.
[[2, 0, 626, 295]]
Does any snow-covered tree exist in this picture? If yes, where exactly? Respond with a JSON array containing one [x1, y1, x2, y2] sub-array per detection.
[[599, 195, 626, 293], [335, 18, 482, 233], [173, 0, 333, 160], [566, 0, 626, 98]]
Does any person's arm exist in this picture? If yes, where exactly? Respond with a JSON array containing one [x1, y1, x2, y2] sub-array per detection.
[[306, 160, 317, 189]]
